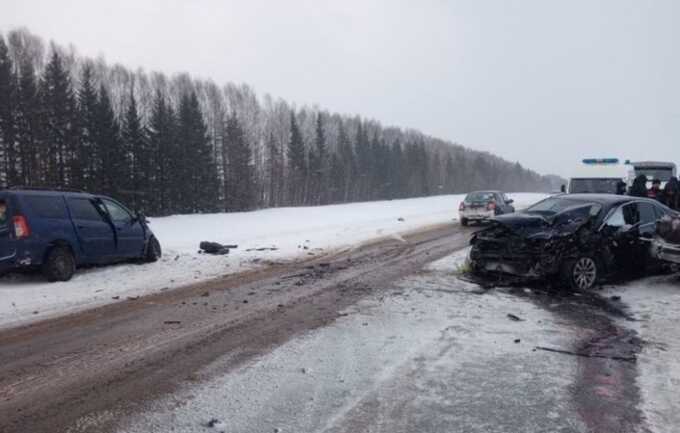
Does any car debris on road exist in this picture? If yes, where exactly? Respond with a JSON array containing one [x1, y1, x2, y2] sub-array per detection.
[[199, 241, 238, 255]]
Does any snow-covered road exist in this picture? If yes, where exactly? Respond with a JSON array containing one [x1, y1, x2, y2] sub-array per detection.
[[604, 276, 680, 433], [113, 252, 680, 433], [0, 193, 546, 328], [115, 250, 588, 433]]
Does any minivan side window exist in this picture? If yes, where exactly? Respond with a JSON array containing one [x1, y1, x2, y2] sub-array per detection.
[[24, 196, 68, 219], [102, 199, 132, 224], [68, 198, 105, 221]]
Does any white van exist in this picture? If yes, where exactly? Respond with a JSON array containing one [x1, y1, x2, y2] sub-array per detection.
[[629, 161, 677, 188], [567, 159, 628, 194]]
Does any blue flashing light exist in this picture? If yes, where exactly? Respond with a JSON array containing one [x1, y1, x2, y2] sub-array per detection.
[[582, 158, 619, 165]]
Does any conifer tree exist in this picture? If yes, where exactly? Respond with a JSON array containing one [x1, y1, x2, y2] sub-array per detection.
[[15, 57, 41, 185], [287, 113, 306, 204], [223, 112, 254, 211], [122, 89, 148, 210], [95, 84, 124, 197], [0, 35, 18, 187], [77, 63, 99, 192], [41, 48, 79, 187]]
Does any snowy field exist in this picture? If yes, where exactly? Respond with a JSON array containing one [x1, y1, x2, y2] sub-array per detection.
[[0, 193, 547, 329]]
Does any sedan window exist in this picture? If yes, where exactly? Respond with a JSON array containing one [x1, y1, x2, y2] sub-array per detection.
[[466, 192, 494, 202], [638, 203, 658, 225], [604, 203, 639, 229]]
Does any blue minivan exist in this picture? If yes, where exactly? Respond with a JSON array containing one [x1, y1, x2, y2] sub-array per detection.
[[0, 188, 161, 281]]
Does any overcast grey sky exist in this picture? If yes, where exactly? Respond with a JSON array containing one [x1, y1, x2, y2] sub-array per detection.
[[2, 0, 679, 177]]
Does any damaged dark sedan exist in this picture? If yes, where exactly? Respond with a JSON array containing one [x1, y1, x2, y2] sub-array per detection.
[[469, 194, 677, 290]]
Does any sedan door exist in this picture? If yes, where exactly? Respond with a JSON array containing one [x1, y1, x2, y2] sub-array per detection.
[[66, 197, 116, 263], [600, 203, 641, 271], [100, 198, 145, 259]]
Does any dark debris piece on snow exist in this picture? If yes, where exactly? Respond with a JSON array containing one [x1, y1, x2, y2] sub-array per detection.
[[506, 313, 523, 322], [246, 247, 279, 252], [199, 241, 237, 255], [205, 418, 227, 431]]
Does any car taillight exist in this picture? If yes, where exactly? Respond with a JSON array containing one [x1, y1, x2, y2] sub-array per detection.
[[459, 202, 466, 211], [487, 202, 496, 211], [13, 215, 31, 239]]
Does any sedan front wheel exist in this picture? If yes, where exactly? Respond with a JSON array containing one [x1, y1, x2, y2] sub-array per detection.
[[562, 256, 599, 290]]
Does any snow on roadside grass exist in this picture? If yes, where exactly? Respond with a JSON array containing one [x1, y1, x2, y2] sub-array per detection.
[[0, 193, 547, 329]]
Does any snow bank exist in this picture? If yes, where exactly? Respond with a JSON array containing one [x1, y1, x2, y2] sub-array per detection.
[[0, 193, 547, 329]]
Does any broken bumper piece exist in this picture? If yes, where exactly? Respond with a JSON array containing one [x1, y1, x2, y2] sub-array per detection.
[[470, 253, 546, 278]]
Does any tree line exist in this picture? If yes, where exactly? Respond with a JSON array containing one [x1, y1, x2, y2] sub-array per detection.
[[0, 28, 560, 216]]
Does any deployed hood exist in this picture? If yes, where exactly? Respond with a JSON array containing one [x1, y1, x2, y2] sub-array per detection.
[[488, 204, 595, 238], [491, 213, 548, 230], [482, 213, 550, 238]]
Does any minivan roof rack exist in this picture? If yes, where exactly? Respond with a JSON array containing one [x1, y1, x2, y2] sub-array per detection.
[[7, 186, 88, 193]]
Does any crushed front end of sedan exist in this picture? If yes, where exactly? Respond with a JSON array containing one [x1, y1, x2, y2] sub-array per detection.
[[468, 194, 676, 290]]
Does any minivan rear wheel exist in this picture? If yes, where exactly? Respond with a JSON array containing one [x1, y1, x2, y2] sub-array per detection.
[[43, 246, 76, 282]]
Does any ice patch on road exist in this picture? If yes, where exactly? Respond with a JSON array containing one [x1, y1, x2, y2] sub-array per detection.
[[0, 193, 548, 329]]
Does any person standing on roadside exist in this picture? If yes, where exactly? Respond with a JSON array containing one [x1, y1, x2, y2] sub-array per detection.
[[663, 176, 680, 210], [629, 174, 648, 197], [648, 178, 664, 202]]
